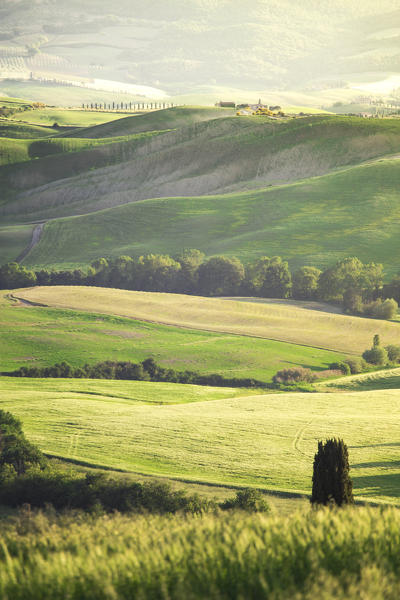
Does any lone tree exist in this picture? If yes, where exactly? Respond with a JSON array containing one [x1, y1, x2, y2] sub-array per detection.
[[311, 438, 354, 506]]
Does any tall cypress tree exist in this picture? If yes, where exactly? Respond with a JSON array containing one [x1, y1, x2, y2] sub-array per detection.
[[311, 438, 354, 506]]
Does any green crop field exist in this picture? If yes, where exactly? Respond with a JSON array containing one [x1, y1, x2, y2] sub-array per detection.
[[15, 286, 400, 355], [12, 108, 136, 128], [0, 507, 399, 600], [1, 376, 400, 503], [0, 133, 163, 167], [0, 120, 56, 139], [0, 291, 343, 378], [68, 105, 235, 138]]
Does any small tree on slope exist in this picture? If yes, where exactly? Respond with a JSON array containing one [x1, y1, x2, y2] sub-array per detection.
[[311, 438, 354, 506]]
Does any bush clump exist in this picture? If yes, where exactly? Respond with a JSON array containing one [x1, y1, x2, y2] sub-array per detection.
[[344, 357, 367, 374], [385, 345, 400, 363], [362, 346, 388, 366], [220, 488, 270, 513], [329, 362, 351, 375], [272, 367, 316, 385]]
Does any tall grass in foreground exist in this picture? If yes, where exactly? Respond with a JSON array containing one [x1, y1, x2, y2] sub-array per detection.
[[1, 507, 400, 599]]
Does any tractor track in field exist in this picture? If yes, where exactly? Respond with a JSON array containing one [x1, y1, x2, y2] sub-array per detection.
[[293, 419, 315, 457]]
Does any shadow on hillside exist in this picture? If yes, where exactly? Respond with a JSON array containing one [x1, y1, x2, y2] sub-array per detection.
[[349, 442, 400, 449], [352, 461, 400, 469], [353, 472, 400, 498]]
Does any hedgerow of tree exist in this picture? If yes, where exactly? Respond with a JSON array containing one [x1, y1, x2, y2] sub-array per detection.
[[1, 253, 398, 320]]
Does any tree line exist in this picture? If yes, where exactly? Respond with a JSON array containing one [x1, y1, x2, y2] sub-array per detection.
[[2, 252, 399, 318], [6, 357, 266, 389]]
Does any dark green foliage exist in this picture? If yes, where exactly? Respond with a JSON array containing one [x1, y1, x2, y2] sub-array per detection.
[[0, 262, 36, 289], [0, 470, 214, 514], [220, 488, 270, 512], [246, 256, 292, 298], [311, 438, 354, 507], [329, 362, 351, 375], [344, 357, 367, 374], [362, 347, 388, 365], [362, 335, 388, 365], [386, 345, 400, 363], [197, 256, 245, 296], [292, 266, 321, 299], [7, 358, 266, 389], [272, 367, 316, 384], [0, 410, 45, 476], [319, 257, 383, 302]]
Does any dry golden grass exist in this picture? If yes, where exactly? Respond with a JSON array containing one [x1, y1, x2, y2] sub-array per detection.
[[15, 286, 400, 354]]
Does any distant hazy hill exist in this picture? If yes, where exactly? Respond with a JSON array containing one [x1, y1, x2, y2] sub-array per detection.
[[1, 0, 399, 96]]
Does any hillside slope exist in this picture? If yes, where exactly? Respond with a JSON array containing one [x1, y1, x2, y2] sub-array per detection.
[[3, 114, 400, 223], [15, 287, 400, 354], [22, 158, 400, 274], [2, 376, 400, 502]]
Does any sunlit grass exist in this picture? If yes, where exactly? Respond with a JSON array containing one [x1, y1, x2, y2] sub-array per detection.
[[15, 286, 400, 354], [2, 376, 400, 502]]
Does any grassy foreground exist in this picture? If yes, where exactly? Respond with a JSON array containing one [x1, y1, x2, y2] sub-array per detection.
[[15, 287, 400, 355], [2, 376, 400, 502], [1, 507, 400, 599]]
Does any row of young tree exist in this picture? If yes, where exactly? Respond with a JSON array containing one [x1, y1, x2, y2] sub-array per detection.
[[1, 253, 399, 317], [7, 358, 266, 389]]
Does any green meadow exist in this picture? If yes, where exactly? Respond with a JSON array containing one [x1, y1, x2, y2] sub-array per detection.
[[0, 292, 344, 379], [0, 224, 34, 264], [15, 286, 400, 355], [16, 156, 400, 274], [1, 376, 400, 503], [13, 108, 136, 128]]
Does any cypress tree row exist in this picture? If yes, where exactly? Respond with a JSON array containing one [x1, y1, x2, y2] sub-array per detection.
[[311, 438, 354, 506]]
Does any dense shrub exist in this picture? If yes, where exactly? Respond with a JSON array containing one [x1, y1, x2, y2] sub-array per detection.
[[0, 470, 215, 514], [329, 361, 351, 375], [220, 488, 270, 513], [272, 367, 316, 384], [8, 358, 266, 389], [344, 357, 367, 374], [363, 298, 398, 320], [362, 346, 388, 366], [386, 345, 400, 363]]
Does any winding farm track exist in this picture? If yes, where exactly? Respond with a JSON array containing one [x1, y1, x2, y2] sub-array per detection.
[[16, 222, 45, 263]]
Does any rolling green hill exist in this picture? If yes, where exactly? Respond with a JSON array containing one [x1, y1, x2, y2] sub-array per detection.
[[18, 157, 400, 275], [0, 290, 344, 379], [2, 113, 400, 225], [2, 375, 400, 503], [14, 287, 400, 354], [67, 106, 235, 138]]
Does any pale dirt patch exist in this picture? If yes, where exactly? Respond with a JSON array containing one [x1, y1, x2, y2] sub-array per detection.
[[102, 330, 146, 339]]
